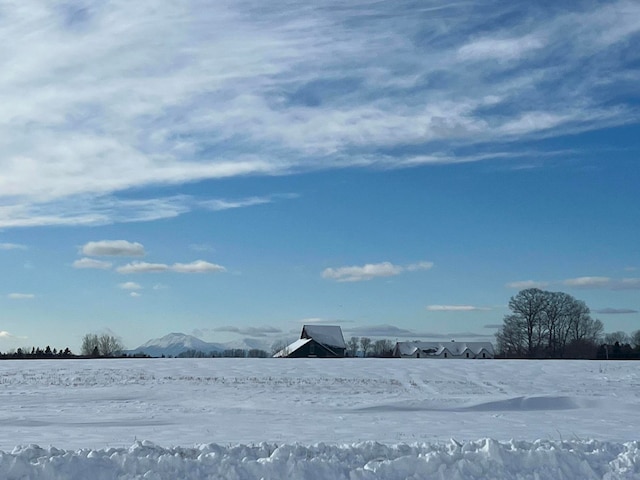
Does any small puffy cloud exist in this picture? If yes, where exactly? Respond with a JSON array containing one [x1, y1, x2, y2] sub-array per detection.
[[171, 260, 226, 274], [8, 293, 35, 300], [322, 260, 432, 282], [73, 258, 113, 270], [130, 292, 142, 298], [505, 280, 549, 289], [117, 262, 169, 274], [81, 240, 145, 257], [563, 276, 612, 288], [118, 282, 142, 290], [427, 305, 490, 312], [0, 243, 27, 250], [593, 308, 638, 314]]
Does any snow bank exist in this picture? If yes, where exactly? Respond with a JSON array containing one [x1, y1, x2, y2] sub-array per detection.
[[2, 439, 639, 480]]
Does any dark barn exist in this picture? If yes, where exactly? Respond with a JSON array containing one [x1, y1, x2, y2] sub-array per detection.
[[274, 325, 346, 358]]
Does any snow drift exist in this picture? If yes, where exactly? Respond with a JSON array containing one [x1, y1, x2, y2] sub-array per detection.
[[2, 439, 639, 479]]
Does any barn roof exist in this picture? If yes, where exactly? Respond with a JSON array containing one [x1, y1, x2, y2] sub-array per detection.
[[395, 341, 494, 356], [273, 338, 312, 358], [301, 325, 346, 349]]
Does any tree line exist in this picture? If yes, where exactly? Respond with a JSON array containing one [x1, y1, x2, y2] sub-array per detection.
[[0, 333, 145, 360], [496, 288, 640, 359]]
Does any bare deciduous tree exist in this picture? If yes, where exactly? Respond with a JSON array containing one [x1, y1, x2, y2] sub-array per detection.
[[81, 334, 99, 356], [347, 337, 359, 357], [605, 331, 630, 346], [497, 289, 601, 358], [81, 333, 123, 357], [98, 334, 124, 357], [373, 339, 394, 357], [360, 337, 372, 357]]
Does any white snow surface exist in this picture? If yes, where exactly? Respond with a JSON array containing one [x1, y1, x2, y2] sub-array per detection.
[[1, 358, 639, 479]]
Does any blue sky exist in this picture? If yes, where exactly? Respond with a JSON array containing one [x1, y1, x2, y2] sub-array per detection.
[[1, 0, 639, 352]]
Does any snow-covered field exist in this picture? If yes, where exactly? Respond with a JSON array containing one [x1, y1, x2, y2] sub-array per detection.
[[1, 358, 639, 479]]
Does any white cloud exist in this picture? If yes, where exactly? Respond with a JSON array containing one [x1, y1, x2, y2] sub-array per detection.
[[117, 262, 169, 274], [505, 280, 549, 289], [81, 240, 145, 257], [7, 293, 35, 300], [563, 276, 612, 288], [406, 261, 434, 272], [457, 34, 546, 61], [427, 305, 490, 312], [171, 260, 226, 274], [0, 1, 638, 227], [117, 260, 226, 274], [73, 258, 113, 270], [129, 292, 142, 298], [118, 282, 142, 290], [322, 260, 433, 282], [203, 197, 275, 211], [322, 262, 404, 282], [0, 243, 27, 250]]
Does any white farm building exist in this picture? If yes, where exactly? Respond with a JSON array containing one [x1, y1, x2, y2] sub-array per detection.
[[393, 340, 494, 359]]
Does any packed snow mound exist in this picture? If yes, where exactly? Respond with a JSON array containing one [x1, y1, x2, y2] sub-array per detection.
[[2, 439, 639, 480]]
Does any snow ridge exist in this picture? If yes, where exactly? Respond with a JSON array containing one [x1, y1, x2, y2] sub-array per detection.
[[2, 439, 639, 479]]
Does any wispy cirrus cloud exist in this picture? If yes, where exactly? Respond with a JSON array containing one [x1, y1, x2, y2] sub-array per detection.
[[0, 243, 27, 250], [72, 258, 113, 270], [0, 330, 27, 341], [563, 276, 612, 288], [344, 324, 493, 340], [507, 276, 640, 290], [117, 260, 226, 274], [593, 308, 638, 314], [1, 1, 638, 227], [344, 325, 418, 337], [202, 194, 298, 212], [213, 326, 282, 337], [322, 260, 433, 282], [7, 293, 35, 300], [427, 305, 491, 312], [505, 280, 550, 289], [563, 277, 640, 290]]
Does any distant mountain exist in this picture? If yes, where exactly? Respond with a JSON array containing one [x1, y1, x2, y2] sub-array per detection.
[[127, 332, 272, 357]]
